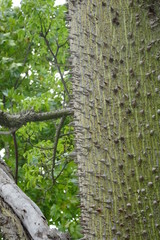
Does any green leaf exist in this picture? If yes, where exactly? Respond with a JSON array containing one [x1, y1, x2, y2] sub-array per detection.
[[8, 39, 16, 46], [1, 57, 13, 63], [2, 89, 9, 96], [10, 62, 23, 69]]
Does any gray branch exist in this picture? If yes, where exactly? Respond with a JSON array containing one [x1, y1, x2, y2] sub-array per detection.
[[0, 108, 73, 129], [0, 164, 70, 239]]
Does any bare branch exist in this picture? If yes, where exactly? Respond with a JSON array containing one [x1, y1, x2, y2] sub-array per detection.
[[45, 21, 52, 37], [0, 108, 73, 129], [40, 32, 70, 99], [0, 168, 70, 239], [52, 116, 66, 182], [26, 138, 53, 151], [0, 127, 18, 135], [39, 14, 52, 38], [12, 132, 19, 184], [54, 161, 68, 182], [55, 39, 68, 57], [59, 131, 74, 138]]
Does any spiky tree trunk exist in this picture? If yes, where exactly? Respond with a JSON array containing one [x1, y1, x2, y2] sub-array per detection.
[[69, 0, 160, 239]]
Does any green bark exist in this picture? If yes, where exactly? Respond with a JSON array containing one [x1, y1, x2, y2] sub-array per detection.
[[69, 0, 160, 239]]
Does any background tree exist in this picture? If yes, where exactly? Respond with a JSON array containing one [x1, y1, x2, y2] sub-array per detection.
[[69, 0, 160, 239]]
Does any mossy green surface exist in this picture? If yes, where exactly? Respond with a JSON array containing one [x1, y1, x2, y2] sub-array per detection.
[[69, 0, 160, 239]]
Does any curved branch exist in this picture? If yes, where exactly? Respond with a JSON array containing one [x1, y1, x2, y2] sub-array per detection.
[[0, 167, 70, 240], [0, 108, 73, 129]]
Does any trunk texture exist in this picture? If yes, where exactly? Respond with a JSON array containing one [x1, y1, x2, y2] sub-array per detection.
[[69, 0, 160, 239], [0, 197, 30, 240]]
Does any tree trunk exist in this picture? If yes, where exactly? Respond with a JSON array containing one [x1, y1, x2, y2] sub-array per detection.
[[69, 0, 160, 239]]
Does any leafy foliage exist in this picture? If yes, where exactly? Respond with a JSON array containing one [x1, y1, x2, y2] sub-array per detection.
[[0, 0, 82, 238]]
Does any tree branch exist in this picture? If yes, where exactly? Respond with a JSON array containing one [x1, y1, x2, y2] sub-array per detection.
[[52, 116, 66, 182], [40, 31, 70, 99], [0, 108, 73, 129], [12, 132, 19, 184], [26, 138, 53, 151], [14, 40, 33, 89], [0, 168, 70, 240], [0, 130, 15, 135], [55, 39, 68, 58], [54, 161, 68, 183]]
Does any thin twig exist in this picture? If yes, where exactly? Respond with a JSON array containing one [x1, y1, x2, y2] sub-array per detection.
[[45, 21, 52, 37], [59, 131, 74, 138], [55, 39, 68, 57], [40, 31, 70, 99], [14, 40, 33, 89], [39, 14, 52, 38], [0, 131, 13, 135], [54, 161, 68, 182], [51, 116, 66, 182], [26, 138, 53, 150], [12, 131, 19, 184], [0, 128, 18, 135]]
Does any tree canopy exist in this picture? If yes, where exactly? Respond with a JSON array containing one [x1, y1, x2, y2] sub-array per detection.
[[0, 0, 82, 238]]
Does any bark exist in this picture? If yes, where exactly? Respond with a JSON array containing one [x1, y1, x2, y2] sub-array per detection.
[[0, 108, 73, 130], [0, 197, 30, 240], [69, 0, 160, 239], [0, 159, 70, 240]]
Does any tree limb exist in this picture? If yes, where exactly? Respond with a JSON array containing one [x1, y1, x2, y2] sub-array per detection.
[[0, 108, 73, 129], [0, 167, 70, 240]]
